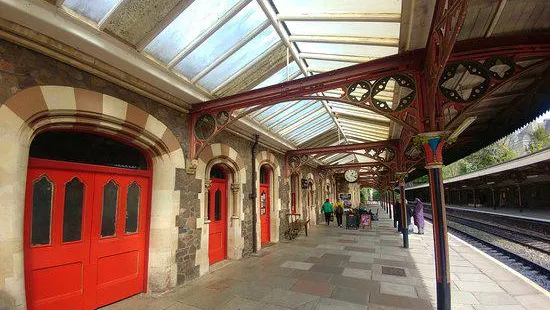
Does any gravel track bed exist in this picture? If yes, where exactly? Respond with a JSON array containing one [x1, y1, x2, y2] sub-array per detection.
[[447, 220, 550, 269]]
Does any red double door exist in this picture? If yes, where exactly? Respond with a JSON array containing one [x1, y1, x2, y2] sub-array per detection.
[[208, 178, 227, 264], [260, 184, 270, 245], [24, 159, 149, 310]]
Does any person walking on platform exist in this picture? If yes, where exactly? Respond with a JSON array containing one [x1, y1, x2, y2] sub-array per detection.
[[413, 198, 425, 234], [394, 200, 401, 231], [334, 199, 344, 227], [322, 199, 333, 226]]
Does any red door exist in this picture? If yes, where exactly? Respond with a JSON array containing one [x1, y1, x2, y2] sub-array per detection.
[[208, 178, 227, 264], [24, 159, 149, 310], [260, 184, 270, 245]]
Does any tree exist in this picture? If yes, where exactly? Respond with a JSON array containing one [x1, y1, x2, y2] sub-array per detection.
[[360, 188, 370, 203], [526, 124, 550, 153], [372, 189, 379, 201]]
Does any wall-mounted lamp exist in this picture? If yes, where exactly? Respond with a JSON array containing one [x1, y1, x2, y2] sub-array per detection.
[[449, 116, 477, 141], [526, 174, 539, 179], [486, 181, 495, 185]]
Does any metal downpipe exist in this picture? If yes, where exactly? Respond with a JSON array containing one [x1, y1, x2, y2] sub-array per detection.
[[250, 134, 259, 253]]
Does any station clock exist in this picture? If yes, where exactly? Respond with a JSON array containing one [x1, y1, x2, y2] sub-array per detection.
[[344, 169, 359, 183]]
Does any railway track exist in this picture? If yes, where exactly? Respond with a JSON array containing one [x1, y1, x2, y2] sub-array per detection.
[[445, 214, 550, 254], [421, 210, 550, 291]]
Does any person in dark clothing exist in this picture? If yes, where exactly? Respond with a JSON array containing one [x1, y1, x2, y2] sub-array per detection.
[[394, 200, 401, 231], [334, 199, 344, 227]]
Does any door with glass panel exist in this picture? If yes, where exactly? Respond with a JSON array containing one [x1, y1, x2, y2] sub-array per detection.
[[24, 158, 149, 310], [90, 173, 148, 308], [208, 178, 227, 264]]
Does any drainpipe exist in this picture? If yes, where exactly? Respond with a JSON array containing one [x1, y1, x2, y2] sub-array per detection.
[[250, 134, 259, 253]]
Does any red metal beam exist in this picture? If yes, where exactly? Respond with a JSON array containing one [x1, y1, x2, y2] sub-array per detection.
[[190, 50, 425, 114], [319, 162, 387, 170], [190, 35, 549, 116], [288, 140, 398, 156]]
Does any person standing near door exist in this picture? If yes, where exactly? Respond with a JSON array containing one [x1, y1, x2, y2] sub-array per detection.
[[321, 199, 333, 226], [334, 199, 344, 227]]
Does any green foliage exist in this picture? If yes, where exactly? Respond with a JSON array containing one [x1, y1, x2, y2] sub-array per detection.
[[372, 189, 379, 201], [360, 188, 370, 203], [441, 138, 517, 179], [413, 137, 519, 183], [526, 125, 550, 153], [412, 175, 429, 184]]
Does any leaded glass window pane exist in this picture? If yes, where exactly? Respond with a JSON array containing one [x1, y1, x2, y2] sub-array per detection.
[[214, 189, 222, 221], [32, 175, 54, 246], [101, 180, 118, 237], [63, 177, 84, 243], [125, 182, 140, 234]]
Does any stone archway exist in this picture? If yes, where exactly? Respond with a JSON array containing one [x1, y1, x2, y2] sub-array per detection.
[[194, 143, 246, 275], [255, 151, 282, 250], [0, 86, 185, 308], [305, 172, 316, 225]]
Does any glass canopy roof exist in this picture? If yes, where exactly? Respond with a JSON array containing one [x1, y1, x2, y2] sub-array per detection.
[[60, 0, 403, 164]]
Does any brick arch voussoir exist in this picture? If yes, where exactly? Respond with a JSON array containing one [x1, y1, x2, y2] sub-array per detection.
[[4, 86, 184, 167]]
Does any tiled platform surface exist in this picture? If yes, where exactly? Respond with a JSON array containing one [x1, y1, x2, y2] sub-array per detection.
[[102, 207, 549, 310]]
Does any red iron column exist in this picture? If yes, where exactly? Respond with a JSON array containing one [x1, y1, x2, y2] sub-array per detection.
[[396, 172, 409, 249], [420, 133, 451, 310]]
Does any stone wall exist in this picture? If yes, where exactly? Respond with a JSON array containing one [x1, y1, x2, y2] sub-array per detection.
[[0, 38, 299, 297]]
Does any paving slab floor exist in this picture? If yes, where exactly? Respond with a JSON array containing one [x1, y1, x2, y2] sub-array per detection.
[[101, 206, 549, 310]]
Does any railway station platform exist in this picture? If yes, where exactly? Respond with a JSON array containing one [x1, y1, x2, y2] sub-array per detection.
[[445, 205, 550, 222], [101, 207, 549, 310]]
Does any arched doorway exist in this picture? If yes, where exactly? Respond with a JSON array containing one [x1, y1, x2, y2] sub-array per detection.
[[24, 131, 151, 310], [208, 165, 228, 265], [259, 165, 271, 245]]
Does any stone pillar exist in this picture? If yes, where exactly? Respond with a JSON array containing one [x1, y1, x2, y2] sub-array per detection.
[[204, 180, 212, 221], [420, 133, 450, 310], [491, 188, 496, 210], [231, 183, 240, 218], [473, 188, 476, 208], [396, 172, 409, 249]]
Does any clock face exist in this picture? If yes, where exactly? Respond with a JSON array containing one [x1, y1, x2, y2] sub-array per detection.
[[344, 169, 358, 183]]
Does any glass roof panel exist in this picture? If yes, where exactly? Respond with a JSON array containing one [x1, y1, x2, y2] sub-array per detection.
[[294, 121, 334, 144], [297, 42, 398, 58], [173, 1, 266, 79], [273, 0, 402, 14], [262, 101, 313, 126], [286, 114, 331, 138], [306, 59, 357, 70], [197, 26, 280, 90], [64, 0, 121, 23], [271, 104, 323, 131], [254, 62, 300, 89], [285, 21, 400, 38], [144, 0, 239, 63], [253, 101, 296, 120]]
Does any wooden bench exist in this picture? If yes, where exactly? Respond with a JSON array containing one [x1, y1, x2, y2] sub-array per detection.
[[284, 213, 310, 240]]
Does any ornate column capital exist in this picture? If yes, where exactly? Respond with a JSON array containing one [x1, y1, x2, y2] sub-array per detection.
[[230, 183, 240, 194], [395, 171, 408, 186], [204, 179, 212, 191], [414, 131, 450, 169]]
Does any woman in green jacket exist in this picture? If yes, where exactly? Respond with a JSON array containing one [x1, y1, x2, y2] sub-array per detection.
[[321, 199, 333, 226]]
